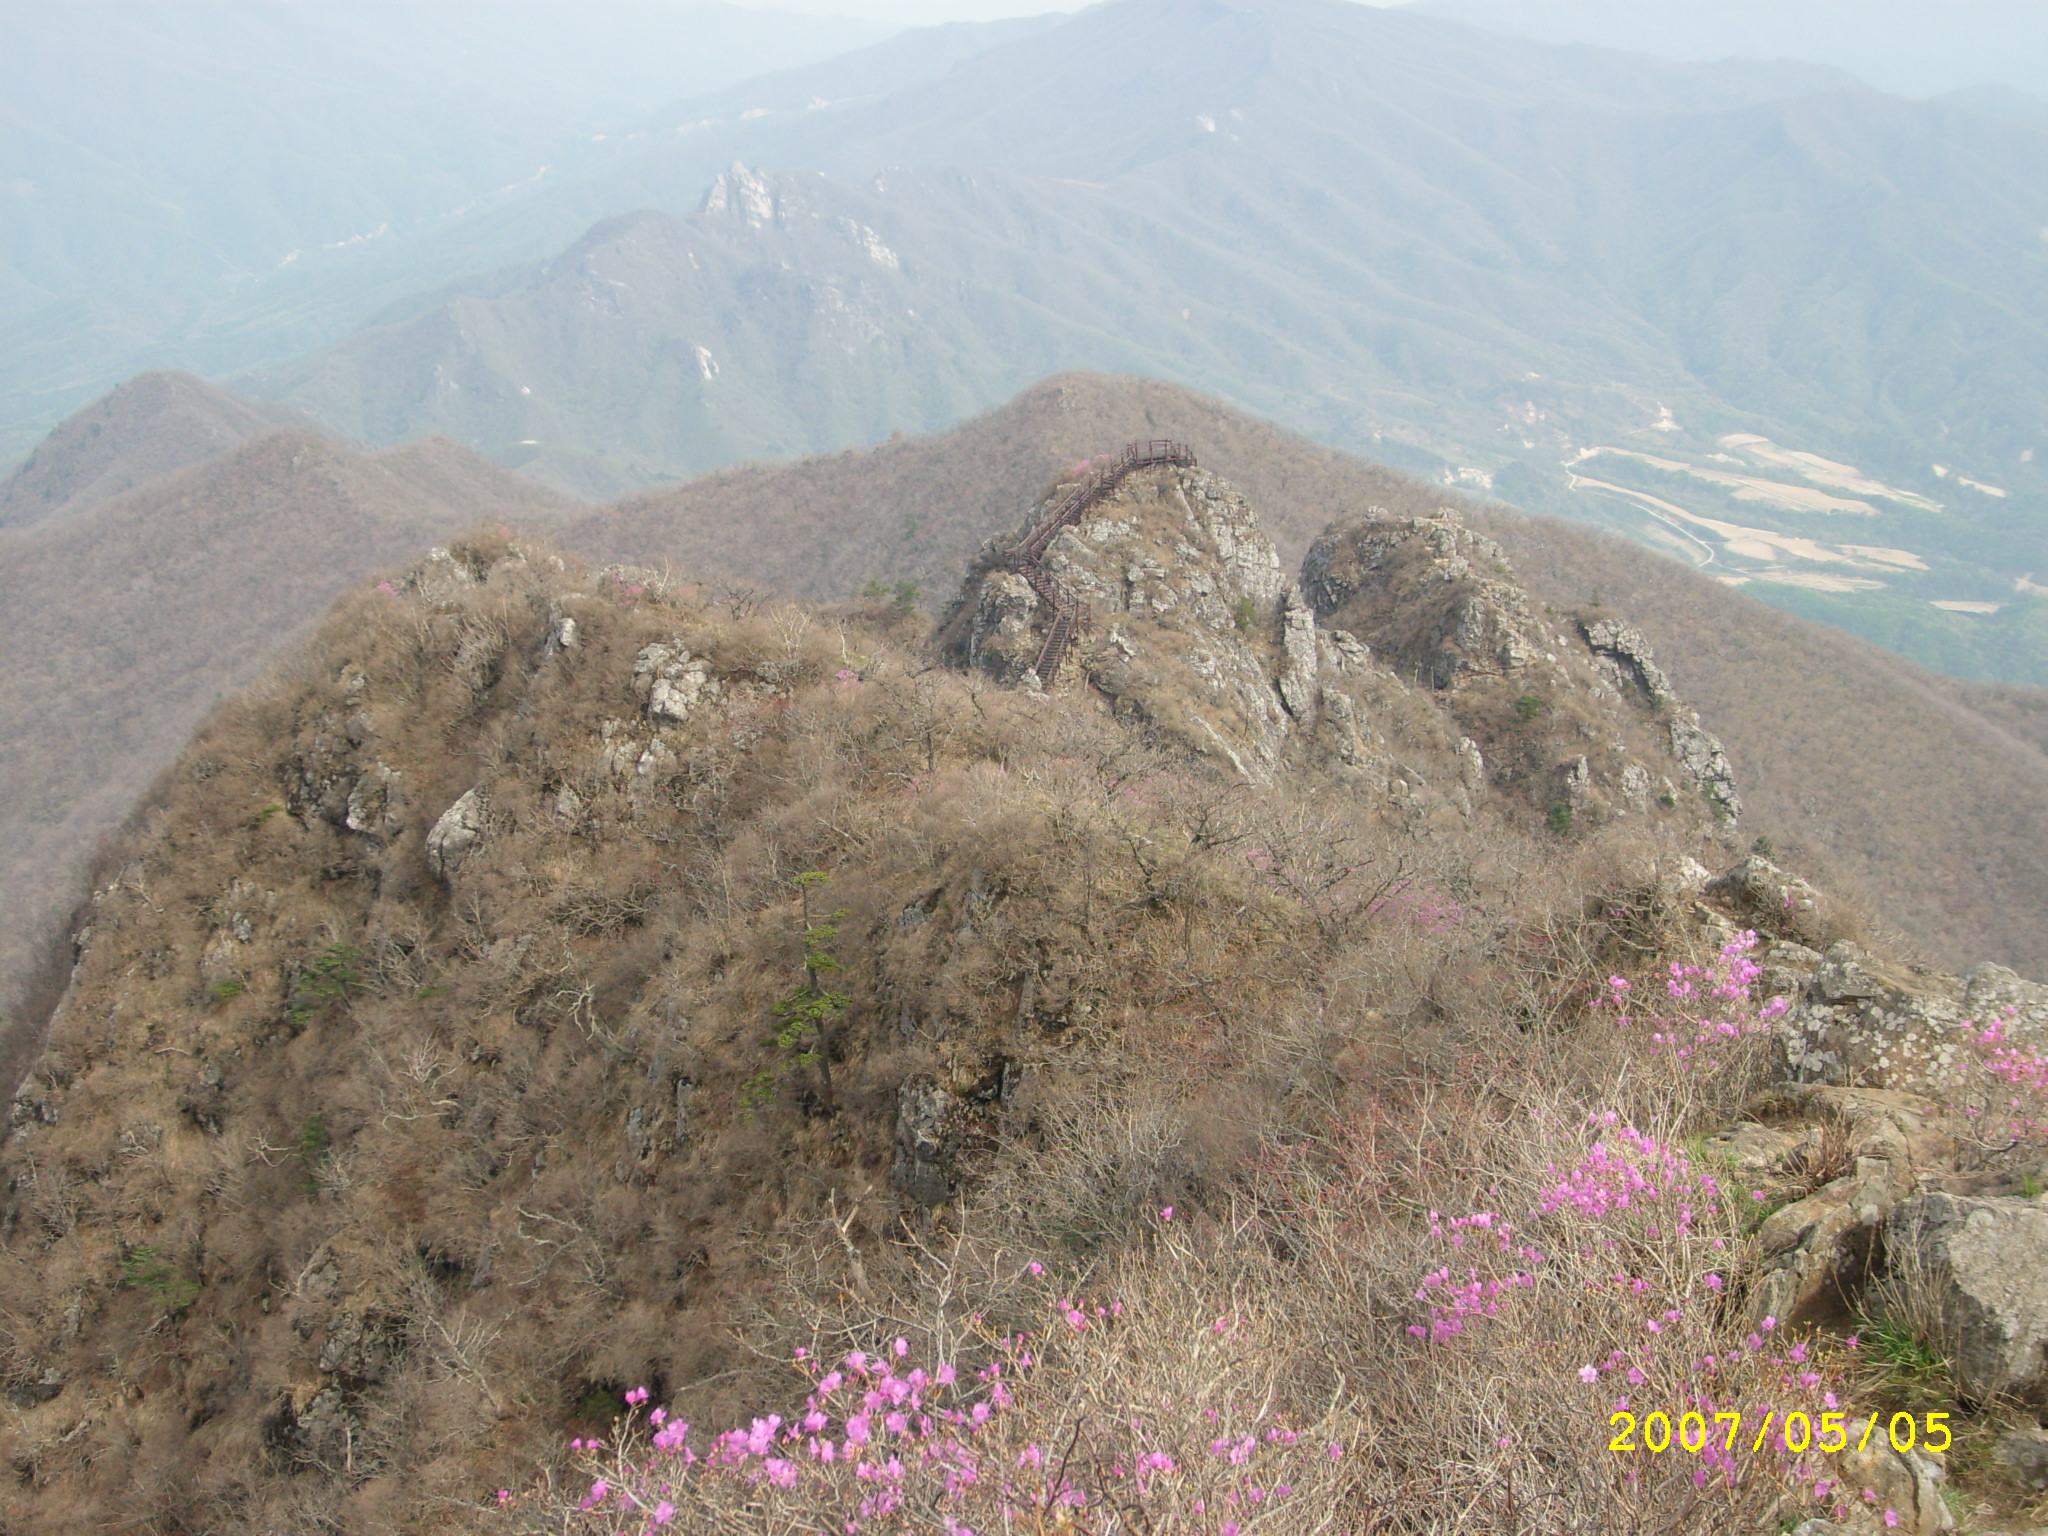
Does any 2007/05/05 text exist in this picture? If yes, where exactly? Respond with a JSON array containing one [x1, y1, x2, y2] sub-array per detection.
[[1610, 1410, 1950, 1456]]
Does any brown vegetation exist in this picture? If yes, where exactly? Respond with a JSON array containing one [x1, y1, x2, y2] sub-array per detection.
[[0, 523, 1817, 1533], [579, 371, 2048, 977], [0, 429, 578, 1061], [0, 372, 317, 530], [7, 362, 2046, 1121], [1481, 514, 2048, 976]]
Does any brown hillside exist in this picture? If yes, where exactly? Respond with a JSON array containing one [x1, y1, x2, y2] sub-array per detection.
[[575, 371, 2048, 977], [0, 506, 1756, 1532], [0, 372, 318, 529], [1477, 514, 2048, 978], [5, 500, 2041, 1533], [0, 430, 579, 1065], [570, 372, 1446, 601]]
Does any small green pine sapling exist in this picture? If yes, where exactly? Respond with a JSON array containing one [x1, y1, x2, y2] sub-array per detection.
[[765, 872, 849, 1113], [120, 1246, 201, 1313], [298, 1113, 331, 1195], [288, 943, 363, 1029]]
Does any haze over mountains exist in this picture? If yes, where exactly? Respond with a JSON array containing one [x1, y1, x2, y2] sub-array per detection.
[[0, 0, 887, 466], [9, 0, 2048, 683], [1414, 0, 2048, 100], [223, 0, 2048, 682]]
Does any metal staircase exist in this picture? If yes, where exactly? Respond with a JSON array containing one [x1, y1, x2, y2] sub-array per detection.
[[998, 439, 1195, 687]]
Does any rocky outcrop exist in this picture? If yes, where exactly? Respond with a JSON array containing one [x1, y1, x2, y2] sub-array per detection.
[[1886, 1192, 2048, 1401], [890, 1075, 954, 1206], [963, 572, 1041, 685], [1580, 618, 1674, 706], [1667, 713, 1740, 822], [1707, 856, 1827, 945], [1993, 1426, 2048, 1491], [1301, 512, 1540, 689], [1301, 508, 1732, 833], [953, 465, 1306, 777], [634, 640, 717, 723], [950, 472, 1744, 845], [1837, 1421, 1955, 1534], [1582, 615, 1739, 820], [1746, 1086, 1952, 1327], [424, 787, 486, 881], [1772, 939, 2048, 1094]]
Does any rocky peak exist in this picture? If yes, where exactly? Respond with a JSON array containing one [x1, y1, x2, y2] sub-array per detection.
[[1302, 510, 1538, 689], [1301, 506, 1741, 829], [951, 469, 1740, 841], [948, 461, 1309, 778], [702, 161, 781, 228]]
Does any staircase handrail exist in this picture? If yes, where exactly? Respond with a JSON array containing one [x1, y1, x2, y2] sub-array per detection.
[[998, 440, 1195, 687]]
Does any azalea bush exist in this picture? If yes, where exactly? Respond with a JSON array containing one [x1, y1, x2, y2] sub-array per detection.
[[498, 925, 1925, 1533], [502, 1246, 1365, 1535]]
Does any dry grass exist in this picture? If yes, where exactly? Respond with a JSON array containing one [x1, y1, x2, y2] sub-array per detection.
[[511, 895, 1856, 1534], [0, 526, 1825, 1533], [0, 428, 577, 1052]]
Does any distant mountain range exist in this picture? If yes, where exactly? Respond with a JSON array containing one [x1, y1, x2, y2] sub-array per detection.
[[220, 0, 2048, 682], [0, 0, 891, 465], [6, 0, 2048, 689], [1412, 0, 2048, 100]]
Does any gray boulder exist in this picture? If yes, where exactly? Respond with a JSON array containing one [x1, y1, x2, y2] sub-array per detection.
[[424, 788, 486, 880], [1885, 1192, 2048, 1401]]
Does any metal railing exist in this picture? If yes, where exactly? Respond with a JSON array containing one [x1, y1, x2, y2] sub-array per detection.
[[1000, 441, 1195, 687]]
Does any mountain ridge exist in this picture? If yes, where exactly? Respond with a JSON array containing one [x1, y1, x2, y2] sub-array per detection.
[[574, 370, 2048, 976], [0, 427, 578, 1056], [0, 371, 321, 528], [5, 366, 2045, 1078]]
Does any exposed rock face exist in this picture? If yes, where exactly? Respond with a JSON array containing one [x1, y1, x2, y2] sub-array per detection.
[[424, 787, 486, 880], [1300, 508, 1731, 832], [1708, 856, 1827, 947], [1667, 714, 1740, 822], [948, 473, 1739, 842], [953, 466, 1305, 777], [890, 1076, 953, 1206], [1837, 1421, 1955, 1534], [963, 571, 1040, 685], [1887, 1192, 2048, 1401], [1773, 939, 2048, 1093], [1302, 512, 1540, 688], [1994, 1425, 2048, 1491], [1579, 618, 1673, 705], [1579, 617, 1739, 819], [634, 640, 717, 723], [1747, 1085, 1952, 1327]]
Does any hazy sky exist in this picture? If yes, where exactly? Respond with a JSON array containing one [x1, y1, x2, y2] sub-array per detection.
[[727, 0, 1396, 26]]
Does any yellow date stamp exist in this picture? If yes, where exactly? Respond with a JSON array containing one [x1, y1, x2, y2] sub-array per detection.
[[1609, 1409, 1952, 1456]]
